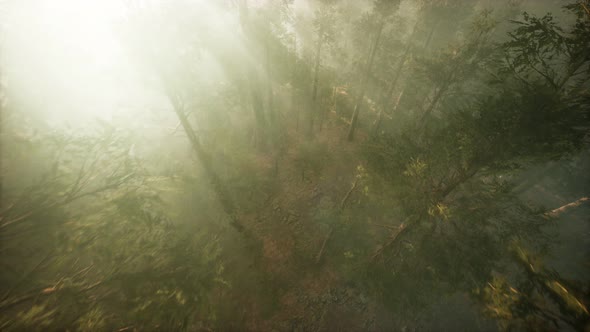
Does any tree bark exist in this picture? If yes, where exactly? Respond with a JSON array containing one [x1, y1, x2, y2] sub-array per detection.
[[372, 89, 403, 135], [417, 54, 462, 131], [265, 36, 275, 127], [315, 228, 333, 263], [0, 45, 4, 209], [167, 93, 244, 232], [423, 21, 438, 50], [309, 27, 323, 138], [293, 35, 300, 132], [247, 69, 267, 149], [545, 197, 589, 217], [371, 23, 418, 136], [347, 20, 385, 141], [239, 0, 267, 148]]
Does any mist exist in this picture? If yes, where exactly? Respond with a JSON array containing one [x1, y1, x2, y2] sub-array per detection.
[[1, 0, 589, 330]]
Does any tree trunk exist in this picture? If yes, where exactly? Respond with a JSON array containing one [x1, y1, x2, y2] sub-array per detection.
[[423, 22, 437, 50], [417, 54, 462, 130], [0, 56, 3, 209], [371, 38, 413, 136], [239, 0, 267, 148], [249, 69, 267, 149], [168, 94, 244, 233], [309, 27, 323, 138], [371, 21, 420, 137], [372, 89, 403, 135], [265, 36, 275, 127], [320, 86, 336, 132], [293, 35, 300, 132], [347, 20, 385, 141]]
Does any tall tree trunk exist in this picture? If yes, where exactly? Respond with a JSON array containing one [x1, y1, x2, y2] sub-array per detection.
[[0, 50, 3, 209], [423, 22, 437, 50], [249, 70, 267, 149], [418, 54, 462, 129], [293, 36, 300, 132], [372, 89, 403, 135], [320, 86, 336, 132], [239, 0, 266, 148], [347, 20, 385, 141], [371, 38, 413, 136], [265, 33, 275, 127], [371, 21, 420, 137], [167, 93, 244, 233], [309, 27, 323, 138]]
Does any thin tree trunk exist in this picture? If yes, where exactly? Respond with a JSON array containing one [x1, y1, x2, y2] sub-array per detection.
[[419, 85, 446, 124], [419, 30, 490, 131], [167, 94, 244, 232], [320, 86, 336, 132], [249, 69, 266, 149], [423, 22, 437, 50], [370, 22, 419, 136], [293, 36, 300, 132], [417, 54, 462, 130], [309, 27, 323, 138], [390, 32, 414, 86], [372, 89, 403, 135], [0, 42, 5, 210], [315, 228, 332, 263], [0, 61, 3, 209], [265, 37, 275, 127], [347, 20, 385, 141], [316, 176, 360, 264], [239, 0, 266, 148], [371, 39, 413, 136]]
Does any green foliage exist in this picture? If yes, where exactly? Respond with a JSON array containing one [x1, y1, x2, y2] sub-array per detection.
[[4, 305, 56, 332], [503, 4, 590, 89], [76, 307, 107, 332], [0, 123, 226, 331], [361, 5, 589, 327], [2, 1, 588, 330], [477, 243, 590, 330], [477, 276, 523, 328]]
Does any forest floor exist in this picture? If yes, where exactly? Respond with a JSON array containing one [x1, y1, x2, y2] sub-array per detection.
[[216, 113, 389, 331], [211, 109, 526, 331], [210, 111, 499, 331], [248, 116, 375, 331]]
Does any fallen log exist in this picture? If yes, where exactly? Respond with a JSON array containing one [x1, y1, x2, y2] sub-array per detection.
[[545, 197, 589, 218]]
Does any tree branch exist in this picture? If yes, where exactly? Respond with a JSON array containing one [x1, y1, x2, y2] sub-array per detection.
[[545, 197, 589, 218]]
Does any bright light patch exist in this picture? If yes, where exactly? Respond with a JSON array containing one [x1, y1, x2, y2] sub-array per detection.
[[1, 0, 135, 124], [35, 0, 124, 68], [1, 0, 242, 127]]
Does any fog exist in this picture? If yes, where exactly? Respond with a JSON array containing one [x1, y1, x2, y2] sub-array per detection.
[[0, 0, 588, 330]]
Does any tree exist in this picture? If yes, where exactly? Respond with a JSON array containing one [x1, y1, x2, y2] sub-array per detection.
[[307, 0, 336, 138], [122, 2, 246, 233], [0, 118, 228, 330], [239, 1, 270, 149], [362, 5, 589, 327], [347, 0, 400, 141]]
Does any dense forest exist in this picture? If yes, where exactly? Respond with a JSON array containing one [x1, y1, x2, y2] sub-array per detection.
[[0, 0, 589, 330]]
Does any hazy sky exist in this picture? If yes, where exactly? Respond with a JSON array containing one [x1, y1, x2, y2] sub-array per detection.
[[1, 0, 168, 126], [0, 0, 568, 128]]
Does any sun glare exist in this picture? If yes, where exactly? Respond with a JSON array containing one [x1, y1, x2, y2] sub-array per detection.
[[2, 0, 132, 124], [1, 0, 239, 126]]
